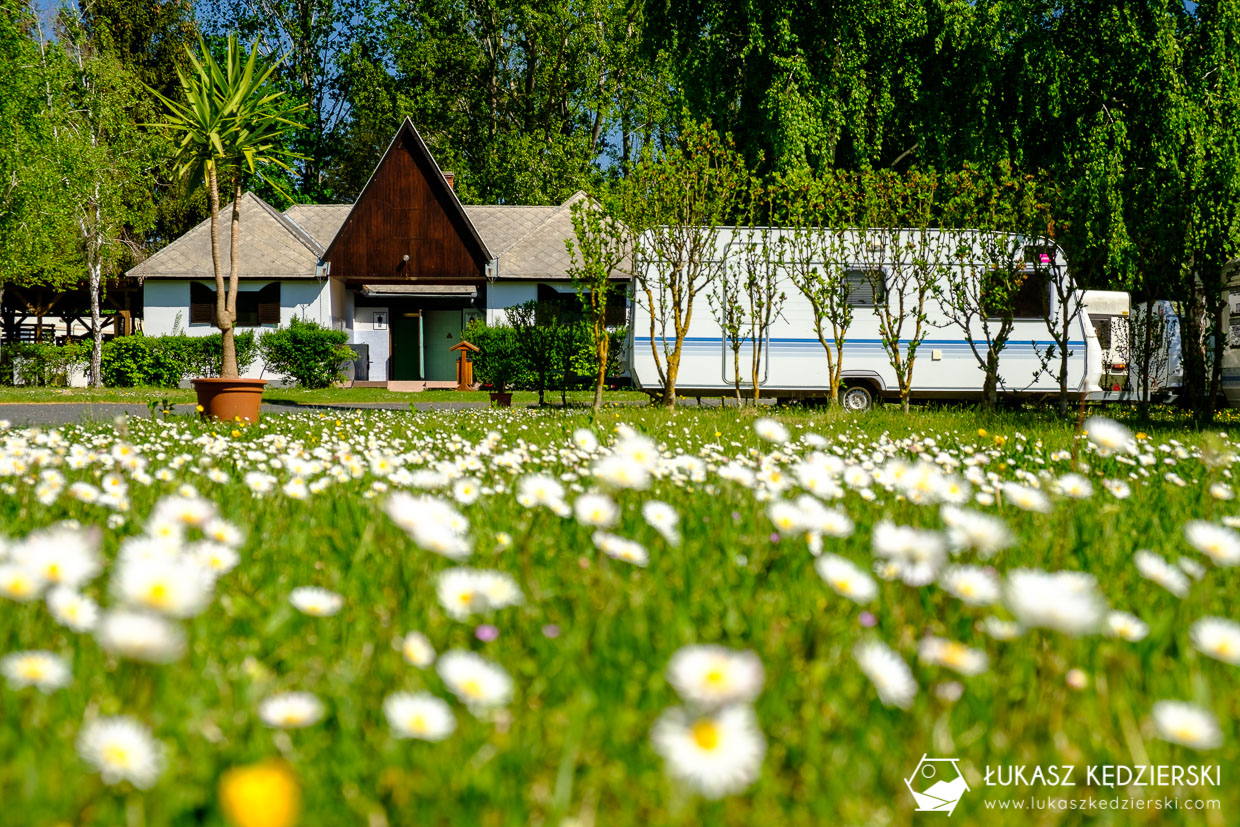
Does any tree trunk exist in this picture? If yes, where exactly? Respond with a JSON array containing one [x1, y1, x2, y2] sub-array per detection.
[[982, 348, 1000, 411], [89, 257, 103, 388], [221, 179, 243, 379], [592, 329, 608, 412], [662, 346, 681, 408]]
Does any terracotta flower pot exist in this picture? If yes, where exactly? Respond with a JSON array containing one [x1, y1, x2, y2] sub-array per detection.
[[193, 378, 267, 422], [489, 391, 513, 408]]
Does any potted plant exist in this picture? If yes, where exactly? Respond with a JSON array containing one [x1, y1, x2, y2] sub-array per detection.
[[149, 36, 305, 422]]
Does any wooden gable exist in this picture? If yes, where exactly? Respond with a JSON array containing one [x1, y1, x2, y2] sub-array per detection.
[[323, 119, 491, 281]]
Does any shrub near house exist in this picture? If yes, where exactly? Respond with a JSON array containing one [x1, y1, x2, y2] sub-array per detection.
[[258, 319, 356, 389]]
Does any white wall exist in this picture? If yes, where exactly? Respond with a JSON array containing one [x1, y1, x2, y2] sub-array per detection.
[[142, 279, 332, 380], [485, 282, 539, 324], [352, 305, 390, 382]]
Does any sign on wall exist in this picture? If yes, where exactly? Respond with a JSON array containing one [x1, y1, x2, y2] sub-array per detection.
[[372, 311, 388, 330]]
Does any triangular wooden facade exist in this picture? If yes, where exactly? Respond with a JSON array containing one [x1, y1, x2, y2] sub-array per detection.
[[323, 119, 492, 282]]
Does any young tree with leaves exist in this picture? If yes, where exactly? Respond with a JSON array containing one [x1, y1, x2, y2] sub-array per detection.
[[149, 35, 305, 380], [566, 197, 630, 411], [735, 225, 787, 403], [779, 171, 853, 407], [709, 247, 747, 406], [855, 168, 941, 413], [624, 120, 746, 407], [936, 163, 1050, 410]]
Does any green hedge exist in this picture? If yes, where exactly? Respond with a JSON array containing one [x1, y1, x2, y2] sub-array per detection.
[[100, 332, 258, 387], [0, 342, 89, 386], [258, 319, 355, 389]]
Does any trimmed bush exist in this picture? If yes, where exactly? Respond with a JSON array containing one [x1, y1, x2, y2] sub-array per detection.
[[100, 333, 258, 388], [258, 319, 355, 388], [465, 314, 626, 400], [1, 342, 89, 386]]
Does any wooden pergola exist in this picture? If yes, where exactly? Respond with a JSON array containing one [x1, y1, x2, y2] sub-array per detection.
[[1, 280, 140, 344]]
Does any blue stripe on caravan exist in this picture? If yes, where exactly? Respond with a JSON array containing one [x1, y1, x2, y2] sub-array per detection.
[[633, 337, 1085, 349]]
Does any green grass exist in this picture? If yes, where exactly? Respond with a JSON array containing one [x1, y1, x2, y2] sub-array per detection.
[[0, 386, 650, 406], [0, 407, 1235, 825]]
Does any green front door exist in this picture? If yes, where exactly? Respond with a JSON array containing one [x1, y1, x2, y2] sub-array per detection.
[[390, 311, 421, 381], [422, 309, 461, 381]]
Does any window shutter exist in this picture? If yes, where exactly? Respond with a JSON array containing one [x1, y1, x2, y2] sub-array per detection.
[[189, 283, 214, 324], [257, 283, 281, 326]]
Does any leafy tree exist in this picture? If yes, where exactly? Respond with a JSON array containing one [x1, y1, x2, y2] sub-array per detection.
[[566, 196, 631, 411], [148, 35, 306, 379], [43, 10, 160, 386], [623, 121, 746, 407], [708, 241, 746, 406], [936, 162, 1051, 410], [206, 0, 377, 201], [733, 187, 787, 403], [854, 168, 942, 413], [779, 172, 854, 407]]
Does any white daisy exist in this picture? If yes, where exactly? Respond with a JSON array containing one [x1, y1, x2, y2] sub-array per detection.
[[1105, 611, 1149, 642], [95, 609, 186, 663], [651, 704, 766, 799], [573, 493, 619, 528], [854, 640, 918, 709], [917, 637, 989, 676], [1003, 569, 1106, 636], [1, 650, 71, 692], [383, 691, 456, 741], [666, 645, 765, 708], [1189, 617, 1240, 665], [939, 566, 1000, 607], [815, 554, 878, 603], [289, 587, 343, 617], [1184, 521, 1240, 566], [437, 650, 513, 708], [259, 692, 325, 728], [1134, 550, 1190, 598], [47, 587, 100, 633], [1151, 701, 1222, 750], [77, 716, 163, 788], [401, 631, 435, 667]]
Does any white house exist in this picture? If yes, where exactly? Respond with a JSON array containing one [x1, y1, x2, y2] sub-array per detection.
[[128, 119, 625, 387]]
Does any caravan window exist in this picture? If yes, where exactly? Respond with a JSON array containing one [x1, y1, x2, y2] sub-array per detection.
[[1090, 316, 1112, 350], [1010, 270, 1048, 319], [844, 268, 884, 306]]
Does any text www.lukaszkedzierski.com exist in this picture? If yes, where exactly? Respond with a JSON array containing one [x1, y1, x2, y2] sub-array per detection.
[[984, 797, 1221, 811]]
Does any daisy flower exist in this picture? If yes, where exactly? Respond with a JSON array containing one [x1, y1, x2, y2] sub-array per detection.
[[815, 554, 878, 603], [1003, 569, 1106, 636], [1189, 617, 1240, 665], [641, 501, 681, 546], [1105, 611, 1149, 642], [95, 609, 186, 663], [854, 640, 918, 709], [77, 716, 163, 788], [938, 566, 1000, 607], [259, 692, 325, 729], [383, 691, 456, 741], [400, 631, 435, 668], [1084, 417, 1135, 454], [112, 557, 214, 618], [47, 587, 100, 633], [573, 493, 619, 528], [1184, 521, 1240, 566], [666, 645, 765, 708], [1, 650, 71, 692], [289, 587, 343, 617], [437, 650, 513, 708], [753, 418, 789, 444], [1151, 701, 1222, 750], [1134, 550, 1190, 598], [651, 704, 765, 799], [917, 637, 989, 676]]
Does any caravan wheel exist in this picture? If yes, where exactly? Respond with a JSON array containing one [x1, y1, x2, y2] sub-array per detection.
[[840, 385, 875, 412]]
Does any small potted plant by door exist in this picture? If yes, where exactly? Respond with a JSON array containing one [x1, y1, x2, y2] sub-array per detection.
[[150, 35, 306, 422]]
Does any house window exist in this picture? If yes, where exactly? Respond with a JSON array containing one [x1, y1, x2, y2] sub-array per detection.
[[190, 282, 280, 327], [845, 268, 883, 306]]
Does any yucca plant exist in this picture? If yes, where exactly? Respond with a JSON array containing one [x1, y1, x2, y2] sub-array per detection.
[[148, 36, 305, 379]]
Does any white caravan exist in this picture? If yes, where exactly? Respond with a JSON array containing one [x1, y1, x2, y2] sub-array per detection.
[[628, 228, 1102, 408], [1221, 261, 1240, 407]]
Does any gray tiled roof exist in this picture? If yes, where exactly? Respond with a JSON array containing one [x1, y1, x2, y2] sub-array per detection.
[[128, 192, 322, 279], [283, 204, 352, 250], [131, 190, 598, 282], [493, 191, 589, 279]]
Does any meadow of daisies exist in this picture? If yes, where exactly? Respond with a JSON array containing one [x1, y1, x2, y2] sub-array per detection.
[[0, 405, 1237, 825]]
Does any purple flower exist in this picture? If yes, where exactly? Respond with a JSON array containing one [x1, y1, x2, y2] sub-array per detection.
[[859, 611, 877, 628], [769, 532, 781, 544], [541, 624, 561, 639], [475, 624, 499, 642], [731, 511, 742, 522]]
